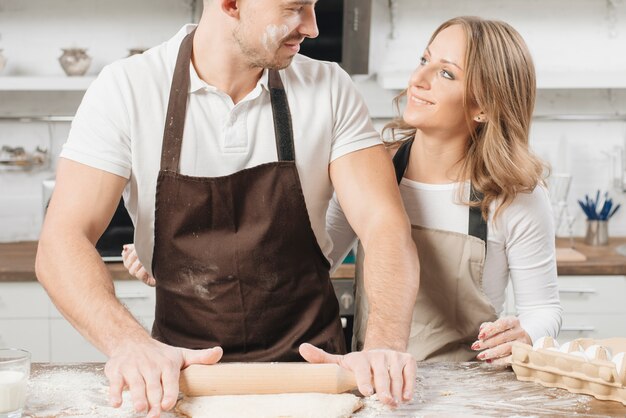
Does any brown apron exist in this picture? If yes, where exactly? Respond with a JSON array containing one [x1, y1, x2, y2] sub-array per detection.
[[150, 29, 346, 362], [353, 139, 498, 361]]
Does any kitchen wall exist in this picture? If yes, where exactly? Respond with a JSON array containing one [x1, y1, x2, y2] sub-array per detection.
[[1, 0, 625, 242], [362, 0, 626, 237], [0, 0, 202, 241]]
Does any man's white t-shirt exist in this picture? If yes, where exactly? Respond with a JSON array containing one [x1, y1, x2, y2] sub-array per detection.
[[61, 24, 381, 273]]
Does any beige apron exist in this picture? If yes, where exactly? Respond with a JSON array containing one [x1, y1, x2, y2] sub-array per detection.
[[352, 140, 498, 361]]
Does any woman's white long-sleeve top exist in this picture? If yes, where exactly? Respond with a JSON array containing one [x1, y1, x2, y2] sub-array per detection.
[[326, 179, 562, 343]]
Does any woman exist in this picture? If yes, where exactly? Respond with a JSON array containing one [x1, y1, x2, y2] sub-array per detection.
[[328, 16, 561, 364], [123, 16, 562, 364]]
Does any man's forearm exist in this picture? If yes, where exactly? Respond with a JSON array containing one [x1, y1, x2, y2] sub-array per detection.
[[36, 230, 151, 356], [361, 219, 419, 351]]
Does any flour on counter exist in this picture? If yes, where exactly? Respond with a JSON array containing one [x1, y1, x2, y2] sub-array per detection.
[[353, 362, 595, 418], [25, 366, 176, 417]]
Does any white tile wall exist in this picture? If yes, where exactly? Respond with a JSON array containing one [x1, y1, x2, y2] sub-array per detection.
[[0, 0, 201, 76], [374, 0, 626, 81]]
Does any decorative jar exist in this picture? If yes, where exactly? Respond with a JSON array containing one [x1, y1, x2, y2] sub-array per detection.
[[58, 48, 92, 76]]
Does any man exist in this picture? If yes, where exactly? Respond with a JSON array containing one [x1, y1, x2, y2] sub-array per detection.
[[36, 0, 420, 416]]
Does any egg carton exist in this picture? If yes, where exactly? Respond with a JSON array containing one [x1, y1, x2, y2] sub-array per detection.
[[511, 337, 626, 405]]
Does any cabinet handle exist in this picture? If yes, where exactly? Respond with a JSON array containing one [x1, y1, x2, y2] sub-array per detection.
[[117, 293, 150, 300], [561, 326, 596, 332], [559, 288, 597, 294]]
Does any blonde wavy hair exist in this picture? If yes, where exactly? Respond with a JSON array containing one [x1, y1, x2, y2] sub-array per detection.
[[384, 16, 546, 220]]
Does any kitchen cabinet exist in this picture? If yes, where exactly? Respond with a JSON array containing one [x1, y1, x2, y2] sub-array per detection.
[[0, 281, 50, 361], [0, 280, 155, 363], [557, 275, 626, 344], [503, 275, 626, 344]]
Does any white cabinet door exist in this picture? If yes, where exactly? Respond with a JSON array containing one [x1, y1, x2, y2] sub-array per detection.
[[558, 275, 626, 314], [0, 282, 51, 362], [0, 282, 49, 318], [0, 319, 50, 362], [48, 281, 155, 363], [114, 281, 156, 317], [557, 313, 626, 344], [501, 276, 626, 342], [557, 275, 626, 343]]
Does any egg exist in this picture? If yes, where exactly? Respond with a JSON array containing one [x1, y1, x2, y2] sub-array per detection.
[[612, 352, 625, 378], [533, 336, 559, 350], [584, 345, 612, 361], [559, 341, 583, 353]]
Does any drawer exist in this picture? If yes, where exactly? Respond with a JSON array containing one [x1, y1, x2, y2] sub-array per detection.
[[558, 275, 626, 314], [557, 313, 626, 345], [0, 318, 50, 362], [114, 281, 156, 317], [48, 280, 156, 318], [0, 282, 50, 318]]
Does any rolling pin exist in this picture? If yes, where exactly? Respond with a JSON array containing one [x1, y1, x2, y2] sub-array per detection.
[[179, 363, 357, 396]]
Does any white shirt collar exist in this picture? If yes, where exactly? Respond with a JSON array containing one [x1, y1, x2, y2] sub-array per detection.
[[167, 24, 270, 95]]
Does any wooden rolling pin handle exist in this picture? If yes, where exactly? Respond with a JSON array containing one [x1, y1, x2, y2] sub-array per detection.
[[179, 363, 357, 396]]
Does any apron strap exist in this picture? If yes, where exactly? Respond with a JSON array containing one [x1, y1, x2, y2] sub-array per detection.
[[391, 138, 488, 246], [392, 140, 413, 183], [468, 187, 487, 244], [160, 29, 195, 173], [159, 30, 297, 172], [268, 70, 296, 162]]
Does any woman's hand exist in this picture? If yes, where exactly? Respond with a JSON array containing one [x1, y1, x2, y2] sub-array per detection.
[[471, 317, 531, 365], [122, 244, 156, 287]]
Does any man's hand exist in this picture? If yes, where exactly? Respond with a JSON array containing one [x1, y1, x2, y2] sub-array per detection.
[[471, 317, 532, 365], [105, 338, 223, 417], [299, 343, 416, 407], [121, 244, 155, 287]]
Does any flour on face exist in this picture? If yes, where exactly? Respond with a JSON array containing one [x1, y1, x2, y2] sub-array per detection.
[[262, 24, 289, 51]]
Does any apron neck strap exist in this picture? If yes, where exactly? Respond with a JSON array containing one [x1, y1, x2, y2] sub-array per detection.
[[392, 138, 488, 244], [160, 29, 296, 173], [268, 70, 295, 162], [468, 187, 487, 244], [392, 140, 413, 183], [161, 29, 195, 173]]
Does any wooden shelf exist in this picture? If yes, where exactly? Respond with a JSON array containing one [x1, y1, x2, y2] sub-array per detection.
[[377, 70, 626, 90], [0, 76, 95, 91]]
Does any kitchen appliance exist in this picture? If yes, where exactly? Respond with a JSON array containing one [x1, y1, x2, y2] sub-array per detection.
[[332, 277, 355, 350], [299, 0, 371, 74], [42, 178, 133, 262]]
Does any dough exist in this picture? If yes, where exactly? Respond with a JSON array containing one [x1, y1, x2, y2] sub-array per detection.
[[176, 393, 363, 418]]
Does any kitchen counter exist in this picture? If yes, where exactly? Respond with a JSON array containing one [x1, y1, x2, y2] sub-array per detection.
[[23, 362, 626, 417], [554, 237, 626, 275], [0, 241, 134, 282], [3, 238, 626, 282]]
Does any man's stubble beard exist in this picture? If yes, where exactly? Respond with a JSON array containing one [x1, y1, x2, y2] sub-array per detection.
[[233, 27, 295, 70]]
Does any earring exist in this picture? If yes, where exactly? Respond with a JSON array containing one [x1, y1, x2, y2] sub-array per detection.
[[474, 114, 485, 122]]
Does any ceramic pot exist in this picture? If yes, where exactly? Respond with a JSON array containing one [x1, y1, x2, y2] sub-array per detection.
[[59, 48, 92, 76], [0, 49, 7, 73]]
